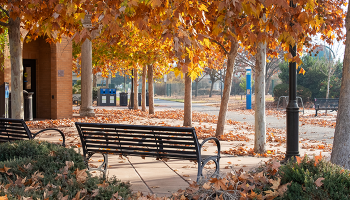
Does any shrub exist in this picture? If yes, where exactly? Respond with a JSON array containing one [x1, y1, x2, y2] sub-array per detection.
[[276, 156, 350, 200], [273, 84, 312, 103], [0, 140, 131, 199]]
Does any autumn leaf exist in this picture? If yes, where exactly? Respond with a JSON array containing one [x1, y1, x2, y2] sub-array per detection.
[[0, 165, 12, 175], [264, 190, 279, 199], [202, 182, 211, 190], [314, 152, 323, 166], [0, 195, 8, 200], [315, 177, 325, 187], [269, 177, 281, 190], [247, 190, 263, 200], [74, 169, 87, 183], [278, 182, 291, 196], [295, 156, 302, 164], [210, 178, 228, 190]]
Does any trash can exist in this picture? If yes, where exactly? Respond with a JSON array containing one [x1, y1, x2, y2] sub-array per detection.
[[138, 93, 141, 106], [138, 92, 149, 106], [8, 90, 33, 121], [23, 91, 33, 121], [120, 92, 128, 106], [108, 89, 116, 106], [98, 88, 109, 106]]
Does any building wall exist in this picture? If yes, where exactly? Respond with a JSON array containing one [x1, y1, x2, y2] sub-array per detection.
[[50, 37, 73, 119], [0, 39, 11, 86], [23, 37, 52, 119], [0, 35, 73, 120]]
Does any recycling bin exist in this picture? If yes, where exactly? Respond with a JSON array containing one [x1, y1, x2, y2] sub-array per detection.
[[108, 89, 116, 106], [98, 88, 109, 106], [120, 92, 128, 106]]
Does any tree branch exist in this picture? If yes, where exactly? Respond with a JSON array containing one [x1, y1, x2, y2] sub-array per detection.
[[0, 21, 9, 27], [0, 6, 9, 17], [209, 38, 229, 55]]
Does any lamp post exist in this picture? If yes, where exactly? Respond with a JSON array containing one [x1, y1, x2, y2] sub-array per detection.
[[284, 0, 300, 162]]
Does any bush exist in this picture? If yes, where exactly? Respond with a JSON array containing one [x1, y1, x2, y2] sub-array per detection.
[[0, 140, 131, 199], [276, 156, 350, 200], [273, 84, 312, 103]]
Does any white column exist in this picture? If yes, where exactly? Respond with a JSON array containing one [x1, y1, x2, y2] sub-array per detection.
[[80, 38, 95, 117]]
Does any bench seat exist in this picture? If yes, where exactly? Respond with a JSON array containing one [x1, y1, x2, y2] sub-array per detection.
[[75, 122, 221, 182]]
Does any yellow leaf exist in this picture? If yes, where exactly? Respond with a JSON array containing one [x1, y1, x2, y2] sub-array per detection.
[[199, 4, 208, 12], [203, 38, 210, 48]]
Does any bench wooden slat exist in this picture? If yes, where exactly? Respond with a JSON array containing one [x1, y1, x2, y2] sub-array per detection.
[[85, 144, 197, 155], [90, 149, 198, 159], [81, 132, 195, 140], [80, 128, 194, 137], [84, 140, 197, 150]]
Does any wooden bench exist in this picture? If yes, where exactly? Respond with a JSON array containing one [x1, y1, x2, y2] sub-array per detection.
[[75, 122, 221, 182], [314, 98, 339, 116], [0, 118, 66, 146]]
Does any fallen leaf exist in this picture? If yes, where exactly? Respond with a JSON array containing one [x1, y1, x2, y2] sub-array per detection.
[[315, 177, 325, 187]]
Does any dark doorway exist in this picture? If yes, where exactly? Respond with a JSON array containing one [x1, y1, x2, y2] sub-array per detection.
[[23, 59, 36, 118]]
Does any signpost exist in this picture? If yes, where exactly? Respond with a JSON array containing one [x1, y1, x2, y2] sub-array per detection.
[[246, 67, 252, 109]]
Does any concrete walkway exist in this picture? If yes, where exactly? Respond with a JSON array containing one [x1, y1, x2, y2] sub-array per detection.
[[65, 99, 335, 197]]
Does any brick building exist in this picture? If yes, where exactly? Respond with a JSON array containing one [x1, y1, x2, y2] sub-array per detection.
[[0, 36, 73, 119]]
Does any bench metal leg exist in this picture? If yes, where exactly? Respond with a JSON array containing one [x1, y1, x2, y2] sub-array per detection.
[[197, 156, 220, 182], [85, 153, 108, 178]]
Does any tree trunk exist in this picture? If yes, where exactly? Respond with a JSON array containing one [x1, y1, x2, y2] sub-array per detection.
[[80, 38, 95, 117], [133, 68, 138, 110], [142, 65, 147, 112], [148, 64, 154, 114], [183, 72, 192, 127], [254, 42, 267, 154], [93, 74, 97, 88], [215, 40, 239, 137], [209, 80, 214, 97], [8, 18, 24, 119], [330, 2, 350, 169]]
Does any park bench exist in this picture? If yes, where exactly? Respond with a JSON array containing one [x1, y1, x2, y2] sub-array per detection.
[[75, 122, 221, 182], [0, 118, 66, 146], [314, 98, 339, 116]]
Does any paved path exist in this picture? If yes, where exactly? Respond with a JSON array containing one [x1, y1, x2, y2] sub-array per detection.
[[69, 100, 335, 197], [154, 99, 336, 144]]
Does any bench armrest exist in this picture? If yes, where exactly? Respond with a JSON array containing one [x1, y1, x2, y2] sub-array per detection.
[[32, 128, 66, 147], [199, 137, 221, 157]]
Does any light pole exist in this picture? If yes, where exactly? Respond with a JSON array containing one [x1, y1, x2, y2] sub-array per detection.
[[284, 0, 300, 162]]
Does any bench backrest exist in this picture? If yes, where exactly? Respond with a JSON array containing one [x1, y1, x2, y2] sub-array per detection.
[[0, 118, 32, 143], [75, 122, 200, 161], [315, 98, 339, 108]]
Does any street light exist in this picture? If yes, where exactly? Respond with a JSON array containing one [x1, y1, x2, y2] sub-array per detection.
[[284, 0, 300, 163]]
